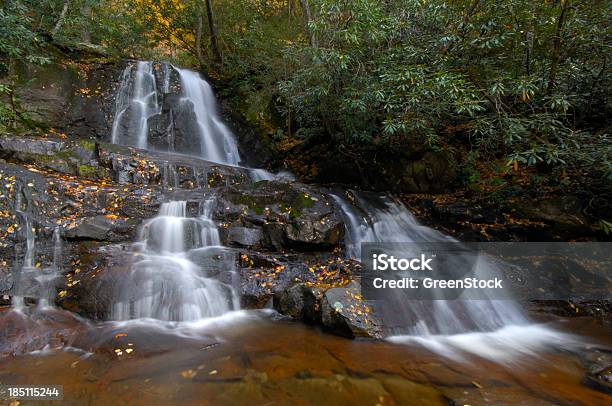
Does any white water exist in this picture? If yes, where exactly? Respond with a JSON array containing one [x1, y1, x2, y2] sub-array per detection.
[[249, 168, 296, 182], [12, 221, 63, 309], [37, 227, 63, 308], [12, 190, 36, 310], [110, 61, 162, 149], [109, 60, 287, 177], [112, 200, 238, 321], [332, 192, 577, 360], [174, 67, 242, 165]]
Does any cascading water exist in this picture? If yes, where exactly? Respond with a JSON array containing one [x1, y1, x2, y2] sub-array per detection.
[[11, 186, 36, 309], [111, 61, 162, 149], [112, 200, 238, 321], [107, 61, 290, 322], [332, 192, 575, 360], [36, 227, 63, 308], [249, 169, 296, 182], [109, 60, 288, 180], [174, 67, 241, 165], [105, 60, 575, 361]]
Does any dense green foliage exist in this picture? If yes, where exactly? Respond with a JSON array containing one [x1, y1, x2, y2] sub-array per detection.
[[1, 0, 610, 189], [278, 1, 610, 179]]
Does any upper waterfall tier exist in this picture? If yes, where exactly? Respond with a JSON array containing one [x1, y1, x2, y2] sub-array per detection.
[[110, 61, 242, 166]]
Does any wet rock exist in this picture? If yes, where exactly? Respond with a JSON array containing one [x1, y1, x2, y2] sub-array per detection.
[[57, 243, 130, 320], [187, 246, 236, 278], [273, 283, 322, 322], [215, 181, 344, 251], [226, 226, 263, 248], [284, 214, 343, 247], [98, 142, 248, 188], [0, 270, 13, 296], [0, 307, 87, 357], [0, 136, 64, 156], [9, 60, 123, 139], [240, 252, 310, 308], [320, 281, 382, 339], [580, 347, 612, 394], [64, 216, 134, 242], [0, 135, 107, 179]]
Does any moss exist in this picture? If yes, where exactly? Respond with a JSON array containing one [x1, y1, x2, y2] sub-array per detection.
[[77, 164, 106, 179], [99, 142, 126, 154], [55, 150, 80, 161], [292, 193, 315, 210], [279, 203, 298, 219], [234, 194, 264, 214], [78, 138, 96, 151], [279, 193, 316, 219]]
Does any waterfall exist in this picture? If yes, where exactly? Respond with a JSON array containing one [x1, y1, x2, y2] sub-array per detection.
[[52, 226, 62, 270], [12, 188, 36, 309], [112, 200, 238, 321], [173, 67, 242, 165], [109, 60, 288, 178], [110, 65, 132, 145], [37, 227, 63, 308], [331, 192, 574, 359], [249, 168, 296, 182], [110, 61, 161, 149]]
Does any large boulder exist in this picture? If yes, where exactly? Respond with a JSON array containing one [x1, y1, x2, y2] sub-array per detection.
[[320, 281, 382, 339], [214, 181, 344, 251], [8, 60, 124, 139], [273, 283, 323, 322]]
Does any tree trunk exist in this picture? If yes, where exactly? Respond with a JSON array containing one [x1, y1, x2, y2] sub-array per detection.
[[204, 0, 222, 64], [51, 0, 70, 38], [300, 0, 316, 47], [195, 0, 204, 66], [547, 0, 571, 93]]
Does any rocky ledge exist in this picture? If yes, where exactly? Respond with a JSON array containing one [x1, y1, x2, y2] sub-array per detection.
[[0, 134, 380, 338]]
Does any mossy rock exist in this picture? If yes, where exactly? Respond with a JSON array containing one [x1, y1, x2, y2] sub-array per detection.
[[77, 164, 108, 179]]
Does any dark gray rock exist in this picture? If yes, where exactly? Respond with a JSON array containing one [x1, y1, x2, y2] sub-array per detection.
[[64, 216, 134, 242], [273, 283, 322, 322], [320, 281, 382, 339], [226, 226, 263, 247], [214, 181, 344, 251], [0, 136, 105, 179], [0, 270, 13, 296], [98, 142, 249, 188], [0, 136, 64, 156]]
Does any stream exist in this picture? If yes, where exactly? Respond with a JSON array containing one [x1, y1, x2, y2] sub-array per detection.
[[0, 60, 610, 405]]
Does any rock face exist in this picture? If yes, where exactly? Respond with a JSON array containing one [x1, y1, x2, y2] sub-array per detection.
[[213, 181, 344, 251], [10, 60, 123, 139], [8, 60, 274, 167], [0, 128, 374, 337]]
